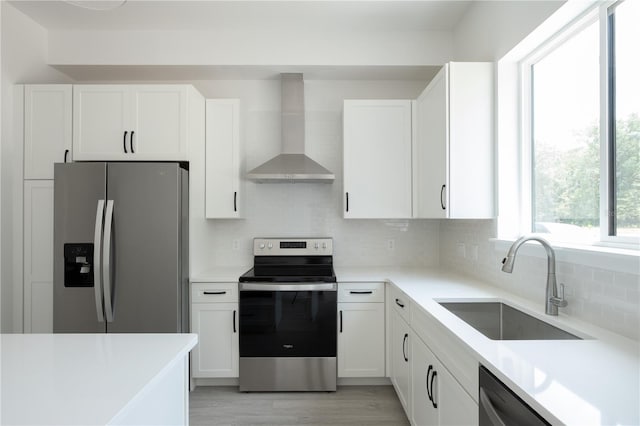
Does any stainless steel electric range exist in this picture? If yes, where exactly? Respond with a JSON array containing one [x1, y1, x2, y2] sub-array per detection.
[[238, 238, 337, 392]]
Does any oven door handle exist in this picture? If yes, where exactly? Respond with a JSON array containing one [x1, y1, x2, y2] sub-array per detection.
[[239, 283, 337, 292]]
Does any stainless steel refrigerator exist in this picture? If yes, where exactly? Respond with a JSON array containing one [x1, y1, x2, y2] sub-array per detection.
[[53, 162, 189, 333]]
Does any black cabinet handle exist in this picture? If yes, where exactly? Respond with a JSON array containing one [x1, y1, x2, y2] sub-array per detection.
[[339, 310, 343, 333], [430, 370, 438, 408], [440, 184, 446, 210], [203, 291, 226, 295], [64, 149, 69, 163], [130, 131, 135, 153], [426, 365, 433, 402], [395, 298, 405, 308], [345, 192, 349, 212], [349, 290, 373, 295], [233, 310, 237, 333], [123, 131, 128, 153], [402, 333, 408, 362], [234, 191, 237, 212]]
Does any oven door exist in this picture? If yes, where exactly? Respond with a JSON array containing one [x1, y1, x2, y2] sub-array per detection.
[[239, 283, 337, 358]]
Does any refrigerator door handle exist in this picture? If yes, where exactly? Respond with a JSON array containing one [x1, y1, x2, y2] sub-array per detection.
[[93, 200, 106, 323], [103, 200, 115, 323]]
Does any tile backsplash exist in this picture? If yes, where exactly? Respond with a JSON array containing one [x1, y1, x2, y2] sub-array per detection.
[[439, 219, 640, 341]]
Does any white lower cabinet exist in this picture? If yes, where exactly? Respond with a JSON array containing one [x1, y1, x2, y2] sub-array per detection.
[[190, 283, 239, 378], [337, 282, 385, 377], [411, 336, 478, 426], [390, 307, 412, 413]]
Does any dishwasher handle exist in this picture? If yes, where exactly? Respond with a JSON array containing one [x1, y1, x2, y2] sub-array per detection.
[[479, 388, 507, 426]]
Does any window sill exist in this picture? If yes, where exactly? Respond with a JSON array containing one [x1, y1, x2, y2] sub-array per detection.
[[491, 238, 640, 275]]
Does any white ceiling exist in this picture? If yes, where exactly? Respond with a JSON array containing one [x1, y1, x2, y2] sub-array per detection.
[[8, 0, 473, 32]]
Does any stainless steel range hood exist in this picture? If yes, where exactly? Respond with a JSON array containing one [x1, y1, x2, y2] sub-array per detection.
[[247, 74, 335, 183]]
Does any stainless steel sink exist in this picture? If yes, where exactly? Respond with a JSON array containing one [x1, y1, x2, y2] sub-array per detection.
[[439, 301, 582, 340]]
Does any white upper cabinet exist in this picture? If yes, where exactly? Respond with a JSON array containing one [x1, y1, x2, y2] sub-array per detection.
[[343, 100, 414, 219], [415, 62, 495, 219], [24, 85, 73, 179], [73, 85, 195, 161], [205, 99, 243, 219]]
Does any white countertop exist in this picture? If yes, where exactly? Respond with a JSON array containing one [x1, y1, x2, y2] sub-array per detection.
[[336, 267, 640, 426], [190, 266, 250, 282], [1, 333, 197, 425]]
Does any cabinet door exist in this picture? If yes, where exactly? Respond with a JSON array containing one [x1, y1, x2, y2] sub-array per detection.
[[205, 99, 242, 218], [390, 309, 411, 413], [24, 85, 72, 179], [337, 302, 385, 377], [415, 67, 448, 219], [411, 336, 438, 426], [24, 181, 54, 333], [343, 100, 413, 218], [191, 303, 239, 378], [131, 86, 189, 160], [438, 363, 478, 426], [73, 85, 131, 161]]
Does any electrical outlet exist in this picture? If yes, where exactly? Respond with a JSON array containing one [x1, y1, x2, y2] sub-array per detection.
[[388, 239, 395, 250], [232, 239, 239, 250]]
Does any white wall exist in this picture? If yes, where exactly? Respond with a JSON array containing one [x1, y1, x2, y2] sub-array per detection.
[[48, 28, 452, 67], [452, 1, 565, 61], [448, 1, 640, 340], [188, 79, 440, 274], [0, 2, 72, 332]]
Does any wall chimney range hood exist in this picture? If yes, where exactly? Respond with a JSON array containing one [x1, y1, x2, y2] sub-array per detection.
[[247, 73, 335, 183]]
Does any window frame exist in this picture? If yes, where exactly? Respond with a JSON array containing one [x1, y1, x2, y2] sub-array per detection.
[[519, 0, 639, 250]]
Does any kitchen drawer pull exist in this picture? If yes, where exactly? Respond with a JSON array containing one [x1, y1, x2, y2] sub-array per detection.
[[123, 131, 128, 153], [130, 131, 135, 153], [395, 298, 405, 308], [349, 290, 373, 295], [203, 291, 227, 295], [402, 333, 408, 362], [234, 191, 237, 212], [233, 310, 237, 333], [345, 192, 349, 212], [339, 310, 343, 333], [426, 365, 433, 401], [440, 184, 446, 210], [430, 370, 438, 408]]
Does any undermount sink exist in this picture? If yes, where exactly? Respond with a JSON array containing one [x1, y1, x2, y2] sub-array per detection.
[[438, 301, 582, 340]]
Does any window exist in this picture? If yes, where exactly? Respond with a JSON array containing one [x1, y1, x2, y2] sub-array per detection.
[[523, 0, 639, 247]]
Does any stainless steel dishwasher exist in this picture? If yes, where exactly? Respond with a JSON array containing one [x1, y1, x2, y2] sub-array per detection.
[[479, 365, 550, 426]]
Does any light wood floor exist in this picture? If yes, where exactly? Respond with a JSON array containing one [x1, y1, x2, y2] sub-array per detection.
[[190, 386, 410, 426]]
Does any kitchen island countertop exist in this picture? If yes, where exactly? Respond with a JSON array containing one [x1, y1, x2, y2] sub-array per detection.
[[1, 333, 197, 425], [335, 266, 640, 426]]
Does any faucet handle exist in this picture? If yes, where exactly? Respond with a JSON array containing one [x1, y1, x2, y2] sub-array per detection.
[[551, 283, 569, 308]]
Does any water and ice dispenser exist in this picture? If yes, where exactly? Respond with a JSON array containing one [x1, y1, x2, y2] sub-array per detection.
[[63, 243, 94, 287]]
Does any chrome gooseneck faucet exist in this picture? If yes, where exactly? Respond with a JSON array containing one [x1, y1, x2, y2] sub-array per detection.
[[501, 235, 568, 315]]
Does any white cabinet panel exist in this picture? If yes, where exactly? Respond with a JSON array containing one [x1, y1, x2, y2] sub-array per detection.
[[73, 85, 130, 160], [415, 62, 494, 219], [132, 86, 188, 159], [338, 302, 385, 377], [24, 85, 72, 179], [205, 99, 243, 218], [190, 283, 239, 378], [73, 85, 195, 161], [343, 100, 413, 219], [390, 308, 411, 413], [24, 181, 54, 333]]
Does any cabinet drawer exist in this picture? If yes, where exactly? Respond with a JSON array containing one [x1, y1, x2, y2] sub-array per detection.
[[338, 282, 385, 303], [191, 282, 238, 303], [389, 284, 411, 324]]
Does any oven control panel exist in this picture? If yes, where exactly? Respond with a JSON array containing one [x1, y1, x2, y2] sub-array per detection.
[[253, 238, 333, 256]]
